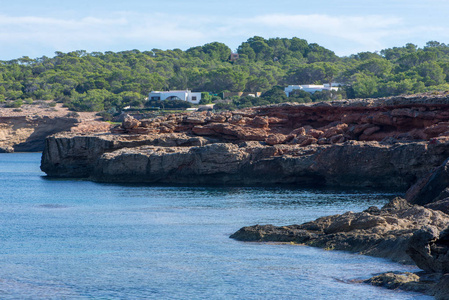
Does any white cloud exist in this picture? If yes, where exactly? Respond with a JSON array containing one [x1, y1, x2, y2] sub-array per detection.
[[0, 11, 448, 59]]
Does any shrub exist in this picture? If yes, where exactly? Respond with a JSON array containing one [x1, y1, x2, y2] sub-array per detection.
[[5, 100, 23, 108], [66, 111, 80, 118], [98, 111, 114, 121]]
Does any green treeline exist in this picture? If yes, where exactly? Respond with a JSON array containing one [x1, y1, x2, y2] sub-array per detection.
[[1, 37, 449, 112]]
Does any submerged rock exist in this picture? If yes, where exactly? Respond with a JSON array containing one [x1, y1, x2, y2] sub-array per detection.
[[364, 272, 426, 292]]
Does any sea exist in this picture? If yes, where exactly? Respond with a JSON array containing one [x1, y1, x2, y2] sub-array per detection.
[[0, 153, 432, 299]]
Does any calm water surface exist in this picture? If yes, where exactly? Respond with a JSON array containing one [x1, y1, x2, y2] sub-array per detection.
[[0, 153, 431, 299]]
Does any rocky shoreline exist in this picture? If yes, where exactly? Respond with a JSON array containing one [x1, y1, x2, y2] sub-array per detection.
[[230, 196, 449, 298], [39, 92, 449, 298]]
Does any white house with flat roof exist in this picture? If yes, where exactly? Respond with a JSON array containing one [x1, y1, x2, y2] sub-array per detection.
[[284, 84, 339, 97], [148, 90, 201, 104]]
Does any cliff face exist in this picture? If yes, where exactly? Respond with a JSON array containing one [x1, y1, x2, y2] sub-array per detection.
[[0, 103, 112, 152], [41, 133, 209, 178], [0, 116, 78, 152], [41, 93, 449, 189], [87, 140, 449, 188]]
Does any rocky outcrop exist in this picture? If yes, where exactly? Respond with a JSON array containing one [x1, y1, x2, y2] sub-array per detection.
[[41, 94, 449, 187], [406, 158, 449, 206], [230, 197, 449, 264], [231, 197, 449, 298], [362, 226, 449, 299], [363, 272, 427, 293], [406, 226, 449, 274], [113, 95, 449, 146], [364, 272, 449, 299]]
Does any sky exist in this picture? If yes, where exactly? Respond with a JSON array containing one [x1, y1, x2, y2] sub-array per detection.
[[1, 0, 449, 60]]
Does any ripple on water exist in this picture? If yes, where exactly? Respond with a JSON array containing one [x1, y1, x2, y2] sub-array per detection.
[[0, 153, 433, 299]]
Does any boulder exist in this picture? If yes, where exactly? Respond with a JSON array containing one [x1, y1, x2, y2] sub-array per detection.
[[406, 158, 449, 205], [265, 134, 290, 145], [406, 226, 449, 274], [122, 115, 141, 130]]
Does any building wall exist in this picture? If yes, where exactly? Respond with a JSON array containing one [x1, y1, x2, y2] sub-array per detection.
[[189, 92, 201, 104], [148, 90, 201, 104]]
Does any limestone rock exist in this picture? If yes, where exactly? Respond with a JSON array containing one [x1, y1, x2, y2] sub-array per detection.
[[230, 198, 449, 264], [0, 116, 79, 152], [41, 94, 449, 189], [406, 226, 449, 274], [92, 143, 251, 184], [364, 272, 423, 291], [41, 131, 449, 190]]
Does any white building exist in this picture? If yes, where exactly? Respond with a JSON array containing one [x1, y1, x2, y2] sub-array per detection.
[[284, 84, 339, 97], [148, 90, 201, 104]]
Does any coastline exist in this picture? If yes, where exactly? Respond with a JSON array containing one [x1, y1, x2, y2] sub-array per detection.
[[32, 93, 449, 298]]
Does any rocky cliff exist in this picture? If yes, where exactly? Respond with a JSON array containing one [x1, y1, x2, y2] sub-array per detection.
[[41, 92, 449, 189]]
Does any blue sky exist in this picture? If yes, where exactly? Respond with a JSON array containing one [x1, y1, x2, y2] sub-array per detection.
[[1, 0, 449, 60]]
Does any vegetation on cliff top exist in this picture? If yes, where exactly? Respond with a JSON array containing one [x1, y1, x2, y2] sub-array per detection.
[[1, 37, 449, 112]]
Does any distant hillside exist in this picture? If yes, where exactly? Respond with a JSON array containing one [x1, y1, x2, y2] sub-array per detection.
[[1, 37, 449, 112]]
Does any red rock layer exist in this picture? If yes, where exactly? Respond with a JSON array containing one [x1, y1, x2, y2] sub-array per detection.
[[114, 99, 449, 147]]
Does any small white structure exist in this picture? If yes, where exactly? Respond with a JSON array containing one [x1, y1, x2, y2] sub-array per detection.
[[148, 90, 201, 104], [284, 84, 339, 97]]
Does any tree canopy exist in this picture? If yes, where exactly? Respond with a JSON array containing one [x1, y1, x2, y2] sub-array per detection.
[[1, 37, 449, 112]]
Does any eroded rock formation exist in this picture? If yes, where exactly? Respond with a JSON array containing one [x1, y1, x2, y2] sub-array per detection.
[[41, 93, 449, 189], [114, 95, 449, 146]]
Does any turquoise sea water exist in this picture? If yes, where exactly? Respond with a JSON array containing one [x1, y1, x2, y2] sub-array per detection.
[[0, 153, 432, 299]]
